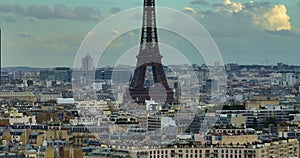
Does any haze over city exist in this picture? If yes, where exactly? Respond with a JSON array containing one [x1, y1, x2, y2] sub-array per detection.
[[1, 0, 300, 67], [2, 1, 300, 157]]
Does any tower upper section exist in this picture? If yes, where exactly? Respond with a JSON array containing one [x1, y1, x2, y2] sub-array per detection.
[[140, 0, 159, 50]]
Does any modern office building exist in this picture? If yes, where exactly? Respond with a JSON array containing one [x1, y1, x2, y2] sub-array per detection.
[[217, 105, 295, 127], [147, 115, 161, 132], [40, 67, 72, 82]]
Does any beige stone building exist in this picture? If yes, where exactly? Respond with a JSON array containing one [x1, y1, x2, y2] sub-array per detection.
[[0, 91, 37, 102], [45, 147, 55, 158], [45, 146, 83, 158], [76, 100, 111, 115], [246, 100, 280, 110], [212, 135, 258, 145], [46, 129, 69, 140], [230, 114, 246, 127], [114, 139, 299, 158], [19, 128, 69, 145]]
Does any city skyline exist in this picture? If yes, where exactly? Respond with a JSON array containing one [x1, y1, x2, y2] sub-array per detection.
[[0, 0, 300, 67]]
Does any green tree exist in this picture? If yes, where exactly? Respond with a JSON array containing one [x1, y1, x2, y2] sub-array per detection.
[[252, 118, 258, 129], [263, 117, 277, 128]]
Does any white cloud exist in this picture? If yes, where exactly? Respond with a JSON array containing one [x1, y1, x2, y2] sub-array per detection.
[[252, 4, 291, 31], [223, 0, 244, 13], [212, 1, 291, 31], [183, 7, 196, 14], [111, 29, 120, 35], [87, 31, 95, 37]]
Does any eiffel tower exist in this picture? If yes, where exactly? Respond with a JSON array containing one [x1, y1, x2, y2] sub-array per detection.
[[129, 0, 174, 103]]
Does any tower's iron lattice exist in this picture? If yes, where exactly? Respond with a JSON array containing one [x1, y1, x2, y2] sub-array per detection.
[[129, 0, 174, 103]]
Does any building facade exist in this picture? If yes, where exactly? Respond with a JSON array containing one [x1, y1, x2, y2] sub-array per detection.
[[115, 139, 299, 158]]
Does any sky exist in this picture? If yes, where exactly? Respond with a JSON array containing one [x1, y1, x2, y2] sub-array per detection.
[[0, 0, 300, 67]]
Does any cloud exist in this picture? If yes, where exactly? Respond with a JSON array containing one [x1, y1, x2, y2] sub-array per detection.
[[26, 5, 54, 19], [209, 1, 292, 32], [243, 1, 270, 10], [0, 15, 17, 23], [110, 7, 121, 14], [190, 0, 209, 6], [86, 31, 95, 37], [252, 4, 291, 31], [198, 11, 256, 38], [17, 32, 32, 39], [12, 32, 83, 54], [183, 7, 196, 14], [195, 8, 299, 65], [112, 29, 120, 35], [6, 32, 85, 67], [0, 4, 25, 14], [222, 0, 244, 13], [0, 4, 100, 21], [264, 30, 300, 37], [53, 4, 99, 21]]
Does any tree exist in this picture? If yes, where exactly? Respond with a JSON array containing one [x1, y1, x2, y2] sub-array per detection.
[[263, 117, 277, 128], [252, 118, 258, 129]]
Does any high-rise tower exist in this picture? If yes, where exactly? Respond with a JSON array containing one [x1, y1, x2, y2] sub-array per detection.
[[81, 55, 94, 71], [129, 0, 174, 103]]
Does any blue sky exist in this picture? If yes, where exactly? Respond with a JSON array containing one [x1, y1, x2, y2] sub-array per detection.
[[0, 0, 300, 67]]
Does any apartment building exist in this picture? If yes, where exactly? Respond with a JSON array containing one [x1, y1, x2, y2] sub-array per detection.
[[122, 139, 299, 158]]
